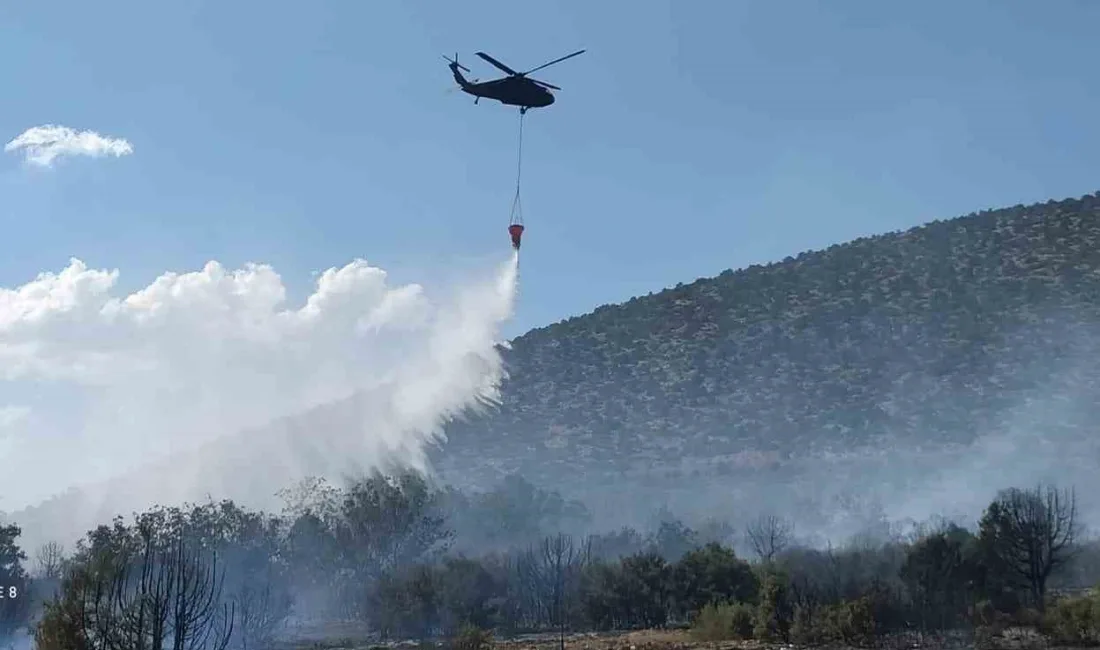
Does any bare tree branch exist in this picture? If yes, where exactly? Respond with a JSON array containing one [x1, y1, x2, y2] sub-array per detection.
[[745, 514, 793, 564], [35, 541, 66, 580]]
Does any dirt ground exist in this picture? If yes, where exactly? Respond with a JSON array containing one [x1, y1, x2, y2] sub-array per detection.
[[277, 628, 759, 650], [277, 624, 1089, 650], [496, 629, 776, 650]]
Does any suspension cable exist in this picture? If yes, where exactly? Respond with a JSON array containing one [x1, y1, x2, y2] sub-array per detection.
[[509, 110, 525, 225], [515, 109, 525, 194]]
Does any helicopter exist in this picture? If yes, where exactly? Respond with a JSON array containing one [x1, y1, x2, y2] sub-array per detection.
[[445, 49, 586, 114]]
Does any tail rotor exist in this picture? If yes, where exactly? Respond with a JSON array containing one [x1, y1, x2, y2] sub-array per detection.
[[444, 52, 477, 98], [442, 52, 471, 73]]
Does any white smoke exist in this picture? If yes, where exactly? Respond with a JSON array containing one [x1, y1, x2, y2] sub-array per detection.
[[1, 252, 519, 546]]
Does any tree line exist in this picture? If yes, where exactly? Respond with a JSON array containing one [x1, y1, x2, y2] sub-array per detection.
[[3, 475, 1100, 648]]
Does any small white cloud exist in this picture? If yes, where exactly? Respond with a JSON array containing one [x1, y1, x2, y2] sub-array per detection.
[[4, 124, 133, 167]]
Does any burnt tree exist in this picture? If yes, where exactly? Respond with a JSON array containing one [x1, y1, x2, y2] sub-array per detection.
[[745, 515, 793, 564], [978, 484, 1079, 609]]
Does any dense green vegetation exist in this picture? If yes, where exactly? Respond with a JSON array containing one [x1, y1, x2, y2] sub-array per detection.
[[5, 474, 1100, 648]]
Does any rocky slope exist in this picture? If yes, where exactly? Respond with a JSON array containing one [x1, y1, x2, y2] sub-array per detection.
[[433, 192, 1100, 520]]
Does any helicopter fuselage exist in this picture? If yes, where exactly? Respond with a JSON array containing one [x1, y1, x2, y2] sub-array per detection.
[[463, 76, 555, 110], [450, 62, 555, 110]]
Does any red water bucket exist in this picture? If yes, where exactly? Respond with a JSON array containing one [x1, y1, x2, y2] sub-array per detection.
[[508, 224, 525, 250]]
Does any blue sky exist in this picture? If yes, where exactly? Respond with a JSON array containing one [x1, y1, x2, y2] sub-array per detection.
[[3, 0, 1100, 337]]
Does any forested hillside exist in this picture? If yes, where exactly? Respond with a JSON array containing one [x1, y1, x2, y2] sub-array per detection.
[[436, 192, 1100, 502]]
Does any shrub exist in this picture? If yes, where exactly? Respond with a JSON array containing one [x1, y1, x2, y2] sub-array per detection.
[[752, 570, 791, 642], [971, 598, 997, 627], [33, 568, 91, 650], [788, 603, 819, 646], [690, 601, 754, 641], [450, 624, 493, 650], [1014, 605, 1043, 628], [729, 602, 755, 640], [1042, 592, 1100, 645], [837, 596, 876, 648], [788, 597, 875, 648]]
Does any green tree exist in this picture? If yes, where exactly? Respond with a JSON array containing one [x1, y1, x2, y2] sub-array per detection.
[[367, 563, 441, 640], [329, 471, 453, 618], [0, 524, 30, 641], [586, 527, 645, 561], [34, 565, 92, 650], [336, 471, 453, 573], [579, 560, 623, 630], [899, 524, 978, 630], [438, 556, 503, 634], [581, 553, 672, 630], [671, 542, 758, 618], [619, 552, 673, 628], [453, 475, 591, 553], [648, 518, 699, 562]]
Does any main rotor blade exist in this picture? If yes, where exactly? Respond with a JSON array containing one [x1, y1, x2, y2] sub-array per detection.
[[475, 52, 519, 76], [531, 78, 561, 91], [523, 49, 586, 75]]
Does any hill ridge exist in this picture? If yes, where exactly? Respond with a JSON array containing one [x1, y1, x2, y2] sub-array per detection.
[[518, 191, 1100, 339], [434, 190, 1100, 518]]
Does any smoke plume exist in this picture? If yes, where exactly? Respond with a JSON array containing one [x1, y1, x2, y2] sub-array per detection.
[[1, 252, 520, 548]]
